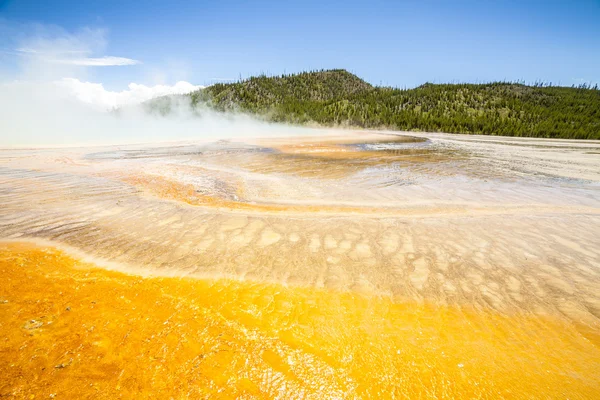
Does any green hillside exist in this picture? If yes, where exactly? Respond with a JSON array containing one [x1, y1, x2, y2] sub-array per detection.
[[201, 69, 372, 108], [177, 69, 600, 139]]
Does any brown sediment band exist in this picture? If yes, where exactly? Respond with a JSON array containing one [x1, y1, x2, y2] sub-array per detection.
[[121, 172, 600, 217]]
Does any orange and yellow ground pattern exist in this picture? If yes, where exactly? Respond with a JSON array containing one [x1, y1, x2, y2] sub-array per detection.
[[1, 242, 599, 399]]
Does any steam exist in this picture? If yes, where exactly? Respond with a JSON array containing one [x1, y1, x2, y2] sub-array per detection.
[[0, 80, 314, 148], [0, 20, 313, 148]]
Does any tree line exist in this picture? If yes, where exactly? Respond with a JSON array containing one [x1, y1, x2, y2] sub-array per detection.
[[182, 69, 600, 139]]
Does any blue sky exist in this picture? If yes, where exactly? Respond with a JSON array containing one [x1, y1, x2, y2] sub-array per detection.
[[1, 0, 599, 89]]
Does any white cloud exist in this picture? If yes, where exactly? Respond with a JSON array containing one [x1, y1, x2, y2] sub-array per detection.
[[15, 47, 42, 54], [57, 78, 203, 109], [54, 56, 140, 66], [15, 48, 139, 67]]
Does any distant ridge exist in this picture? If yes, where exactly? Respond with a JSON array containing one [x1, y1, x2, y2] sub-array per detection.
[[151, 69, 600, 139]]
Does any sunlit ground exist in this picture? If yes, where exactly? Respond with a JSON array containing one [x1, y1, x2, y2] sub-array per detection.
[[1, 131, 600, 398], [2, 243, 599, 399]]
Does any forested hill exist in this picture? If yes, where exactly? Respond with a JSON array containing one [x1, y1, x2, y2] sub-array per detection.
[[178, 69, 600, 139], [202, 69, 373, 106]]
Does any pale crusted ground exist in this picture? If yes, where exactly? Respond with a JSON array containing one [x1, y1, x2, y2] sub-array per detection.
[[1, 131, 599, 325], [2, 130, 600, 398]]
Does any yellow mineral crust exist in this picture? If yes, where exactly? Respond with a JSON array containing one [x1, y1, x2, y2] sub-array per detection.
[[1, 242, 599, 399]]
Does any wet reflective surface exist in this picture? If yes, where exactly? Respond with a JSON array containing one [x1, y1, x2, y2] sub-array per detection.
[[1, 131, 600, 398]]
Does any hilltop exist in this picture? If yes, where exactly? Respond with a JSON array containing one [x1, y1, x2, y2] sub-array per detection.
[[199, 69, 372, 109], [152, 69, 600, 139]]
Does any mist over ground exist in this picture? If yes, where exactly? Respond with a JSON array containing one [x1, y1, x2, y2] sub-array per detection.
[[0, 81, 314, 148], [0, 20, 309, 148]]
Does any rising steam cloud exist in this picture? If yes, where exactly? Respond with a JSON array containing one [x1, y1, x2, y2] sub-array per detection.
[[0, 21, 311, 148]]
